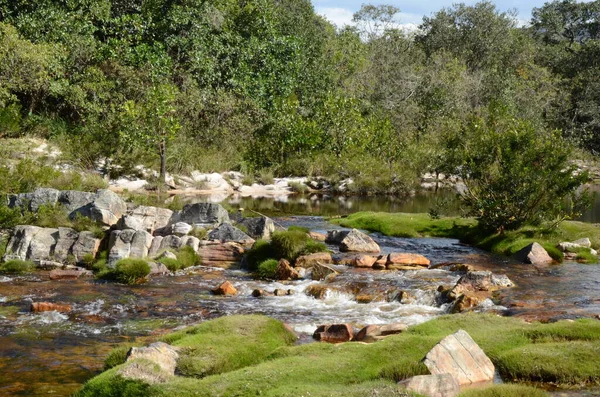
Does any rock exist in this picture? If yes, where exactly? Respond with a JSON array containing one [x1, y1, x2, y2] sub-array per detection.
[[208, 223, 254, 245], [49, 269, 86, 280], [197, 241, 245, 268], [491, 274, 514, 288], [239, 216, 275, 240], [118, 205, 173, 234], [514, 242, 553, 266], [148, 236, 163, 257], [131, 230, 155, 259], [448, 271, 513, 302], [180, 236, 200, 252], [74, 189, 127, 227], [127, 342, 179, 375], [71, 231, 102, 262], [309, 231, 327, 242], [176, 203, 229, 228], [158, 250, 177, 260], [171, 222, 193, 237], [340, 229, 380, 253], [148, 262, 170, 275], [398, 374, 460, 397], [311, 262, 339, 281], [355, 323, 408, 343], [120, 342, 179, 384], [386, 253, 430, 270], [450, 292, 489, 313], [387, 290, 414, 303], [273, 289, 287, 297], [37, 260, 64, 270], [212, 281, 237, 296], [275, 259, 299, 280], [573, 238, 592, 248], [158, 235, 183, 252], [295, 252, 333, 268], [305, 284, 331, 300], [251, 289, 273, 298], [313, 324, 354, 343], [58, 190, 96, 213], [423, 330, 495, 385], [353, 255, 378, 268], [31, 302, 72, 313], [8, 188, 60, 211], [53, 227, 79, 262], [325, 230, 347, 244], [107, 230, 135, 267], [3, 226, 63, 263]]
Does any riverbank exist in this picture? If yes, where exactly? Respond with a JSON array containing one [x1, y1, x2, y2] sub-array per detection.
[[333, 212, 600, 264], [76, 313, 600, 396]]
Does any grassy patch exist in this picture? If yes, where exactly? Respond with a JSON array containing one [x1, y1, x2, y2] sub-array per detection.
[[0, 259, 36, 273], [459, 384, 548, 397], [113, 259, 151, 284], [256, 259, 278, 279], [571, 247, 599, 264], [335, 212, 600, 263]]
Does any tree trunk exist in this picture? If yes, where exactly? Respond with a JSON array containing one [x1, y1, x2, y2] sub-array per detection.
[[159, 138, 167, 185]]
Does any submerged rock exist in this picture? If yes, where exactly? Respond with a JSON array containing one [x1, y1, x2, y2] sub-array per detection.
[[212, 281, 237, 296], [423, 330, 495, 385], [31, 302, 72, 313]]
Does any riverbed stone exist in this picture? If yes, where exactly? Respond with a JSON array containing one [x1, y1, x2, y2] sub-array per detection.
[[212, 281, 237, 295], [353, 255, 378, 268], [49, 269, 88, 280], [309, 231, 327, 242], [239, 216, 275, 240], [398, 374, 460, 397], [311, 262, 339, 281], [386, 253, 430, 270], [176, 203, 229, 228], [275, 259, 299, 280], [340, 229, 380, 253], [197, 241, 244, 268], [423, 330, 495, 385], [31, 302, 72, 313], [71, 231, 102, 262], [208, 223, 254, 245], [313, 324, 354, 343], [514, 242, 553, 266], [295, 252, 333, 268]]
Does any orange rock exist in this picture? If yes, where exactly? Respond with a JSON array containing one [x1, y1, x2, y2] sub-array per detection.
[[274, 259, 299, 280], [295, 252, 333, 268], [313, 324, 354, 343], [31, 302, 72, 313], [212, 281, 237, 296], [49, 269, 85, 280], [353, 255, 377, 268], [308, 231, 327, 242], [386, 253, 430, 270]]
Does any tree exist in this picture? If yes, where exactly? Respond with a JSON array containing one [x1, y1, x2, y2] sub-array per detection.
[[445, 105, 589, 232], [120, 82, 181, 184]]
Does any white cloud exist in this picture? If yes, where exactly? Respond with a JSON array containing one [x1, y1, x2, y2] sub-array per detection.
[[316, 7, 355, 27]]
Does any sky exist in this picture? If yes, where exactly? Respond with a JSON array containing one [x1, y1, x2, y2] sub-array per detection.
[[312, 0, 555, 29]]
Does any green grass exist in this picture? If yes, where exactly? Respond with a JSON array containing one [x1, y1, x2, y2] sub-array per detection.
[[571, 247, 599, 264], [459, 384, 548, 397], [256, 259, 278, 279], [77, 313, 599, 397], [335, 212, 600, 264], [0, 259, 36, 273], [113, 259, 151, 284]]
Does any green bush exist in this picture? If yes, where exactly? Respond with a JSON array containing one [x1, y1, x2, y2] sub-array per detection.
[[114, 259, 151, 284], [287, 225, 310, 234], [34, 203, 71, 228], [258, 169, 274, 185], [256, 259, 278, 279], [104, 345, 137, 370], [189, 227, 208, 240], [71, 214, 106, 238], [0, 201, 28, 229], [245, 239, 273, 271], [159, 257, 182, 272], [49, 171, 108, 192], [459, 384, 548, 397], [271, 230, 310, 261], [301, 239, 328, 256], [177, 245, 202, 268], [0, 259, 36, 273]]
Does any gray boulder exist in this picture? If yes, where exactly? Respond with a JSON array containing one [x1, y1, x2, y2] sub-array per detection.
[[423, 330, 495, 385], [239, 216, 275, 240], [130, 230, 153, 259], [327, 229, 379, 253], [311, 263, 339, 281], [71, 231, 102, 262], [208, 224, 254, 244], [180, 236, 200, 252], [171, 222, 192, 236], [53, 227, 79, 262], [3, 226, 56, 262], [107, 230, 135, 266], [58, 190, 96, 213], [118, 205, 173, 234], [8, 188, 60, 211], [176, 203, 229, 227], [514, 242, 553, 266]]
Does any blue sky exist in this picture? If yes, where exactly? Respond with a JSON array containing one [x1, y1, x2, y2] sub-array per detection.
[[312, 1, 555, 28]]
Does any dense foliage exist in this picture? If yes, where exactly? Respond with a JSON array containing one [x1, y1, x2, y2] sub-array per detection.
[[0, 0, 597, 203]]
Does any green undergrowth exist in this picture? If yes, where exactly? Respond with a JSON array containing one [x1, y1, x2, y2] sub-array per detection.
[[158, 246, 202, 272], [256, 259, 279, 279], [245, 230, 328, 272], [0, 259, 36, 273], [98, 258, 151, 284], [335, 212, 600, 263], [77, 313, 600, 397], [459, 384, 548, 397]]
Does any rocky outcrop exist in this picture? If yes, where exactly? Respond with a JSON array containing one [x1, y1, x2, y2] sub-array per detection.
[[212, 281, 237, 295], [238, 216, 275, 240], [197, 241, 245, 268], [514, 242, 553, 266], [108, 230, 153, 267], [354, 323, 408, 343], [313, 324, 354, 343], [398, 374, 460, 397], [118, 205, 173, 234], [423, 330, 495, 385], [311, 262, 339, 281], [386, 253, 430, 270], [120, 342, 179, 384], [72, 189, 127, 227], [208, 224, 254, 245], [71, 231, 102, 262], [175, 203, 229, 228], [326, 229, 380, 253], [295, 252, 333, 268]]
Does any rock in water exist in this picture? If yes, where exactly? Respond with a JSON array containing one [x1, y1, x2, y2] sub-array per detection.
[[295, 252, 333, 268], [514, 242, 553, 266], [423, 330, 495, 385], [212, 281, 237, 296], [313, 324, 354, 343], [386, 253, 430, 270], [239, 216, 275, 240], [208, 224, 254, 245], [311, 263, 338, 281], [274, 259, 299, 280], [31, 302, 72, 313], [398, 374, 460, 397], [339, 229, 380, 253]]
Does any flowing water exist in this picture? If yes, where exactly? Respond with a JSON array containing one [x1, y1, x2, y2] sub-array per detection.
[[1, 206, 600, 395]]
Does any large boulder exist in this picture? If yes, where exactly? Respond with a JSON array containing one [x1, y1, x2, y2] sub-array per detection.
[[208, 223, 254, 245], [274, 259, 299, 280], [8, 188, 60, 211], [311, 262, 339, 281], [171, 222, 193, 237], [53, 227, 79, 262], [386, 253, 430, 270], [108, 230, 135, 266], [197, 241, 245, 268], [73, 189, 127, 227], [118, 205, 173, 234], [120, 342, 179, 384], [58, 190, 96, 213], [327, 229, 379, 253], [71, 231, 102, 262], [130, 230, 153, 259], [238, 216, 276, 240], [398, 374, 460, 397], [180, 236, 200, 252], [3, 226, 58, 263], [176, 203, 229, 228], [295, 252, 333, 268], [423, 330, 495, 385], [514, 242, 553, 266]]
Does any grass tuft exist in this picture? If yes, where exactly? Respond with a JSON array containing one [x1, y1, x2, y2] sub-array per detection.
[[0, 259, 36, 273]]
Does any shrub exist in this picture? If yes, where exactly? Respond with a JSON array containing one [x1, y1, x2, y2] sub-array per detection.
[[287, 225, 310, 234], [301, 239, 328, 256], [114, 259, 150, 284], [1, 259, 36, 273], [32, 203, 71, 228], [159, 257, 182, 272], [257, 259, 278, 279], [0, 202, 27, 229], [245, 239, 273, 271], [271, 230, 311, 261], [104, 345, 137, 370], [288, 181, 308, 194], [50, 171, 108, 192], [258, 169, 274, 185], [177, 245, 202, 268], [71, 214, 106, 238], [445, 109, 590, 232], [189, 227, 208, 240], [241, 173, 254, 186]]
